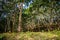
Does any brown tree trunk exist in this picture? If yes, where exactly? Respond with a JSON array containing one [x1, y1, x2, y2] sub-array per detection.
[[17, 3, 23, 32]]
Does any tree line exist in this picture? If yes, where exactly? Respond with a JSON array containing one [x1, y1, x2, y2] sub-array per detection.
[[0, 0, 60, 33]]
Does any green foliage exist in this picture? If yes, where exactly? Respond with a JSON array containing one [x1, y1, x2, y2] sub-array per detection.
[[0, 0, 60, 32]]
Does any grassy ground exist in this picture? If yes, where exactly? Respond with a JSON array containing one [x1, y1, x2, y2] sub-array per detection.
[[0, 31, 60, 40]]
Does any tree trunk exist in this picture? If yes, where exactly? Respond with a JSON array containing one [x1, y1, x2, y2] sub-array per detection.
[[17, 3, 23, 32]]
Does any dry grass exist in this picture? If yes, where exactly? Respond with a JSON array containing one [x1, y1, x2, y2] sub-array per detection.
[[0, 31, 60, 40]]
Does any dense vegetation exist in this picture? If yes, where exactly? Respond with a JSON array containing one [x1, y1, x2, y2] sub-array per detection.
[[0, 0, 60, 40]]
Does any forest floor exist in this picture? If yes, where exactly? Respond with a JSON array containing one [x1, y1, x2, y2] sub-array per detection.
[[0, 30, 60, 40]]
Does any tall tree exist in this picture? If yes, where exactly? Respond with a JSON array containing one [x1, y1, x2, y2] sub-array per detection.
[[17, 0, 32, 32], [17, 3, 23, 32]]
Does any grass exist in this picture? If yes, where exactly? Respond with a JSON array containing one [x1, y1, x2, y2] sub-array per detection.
[[0, 31, 60, 40]]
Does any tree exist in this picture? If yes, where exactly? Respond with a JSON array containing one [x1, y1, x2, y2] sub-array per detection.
[[25, 0, 60, 31], [3, 0, 18, 32], [17, 0, 32, 32]]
